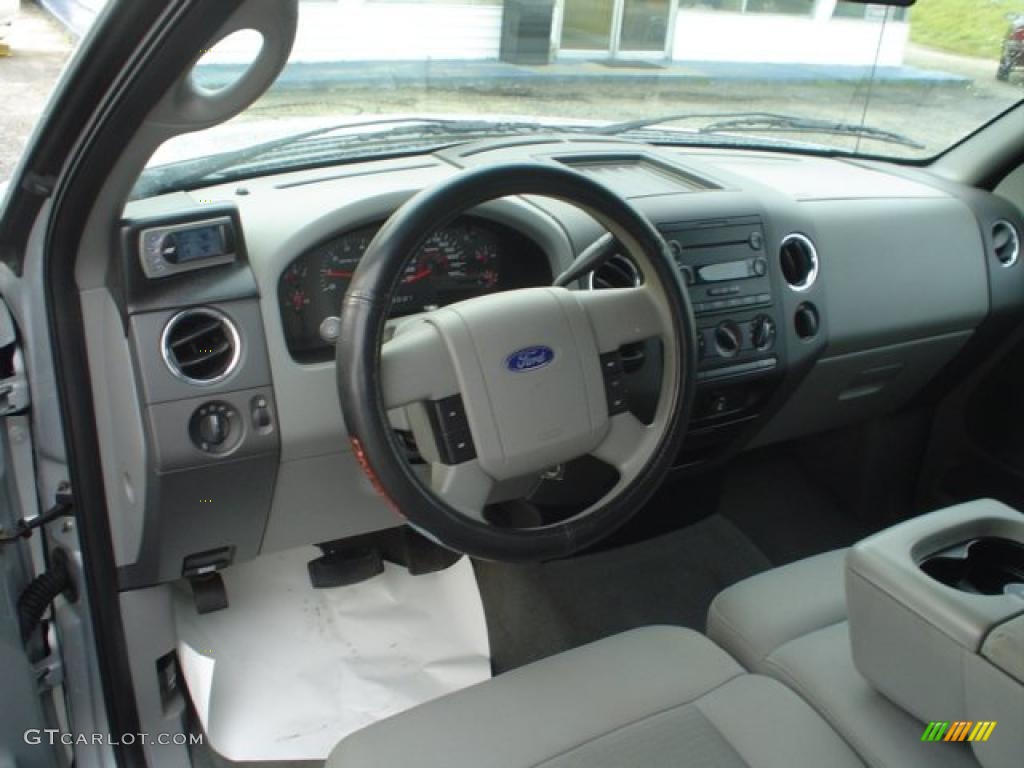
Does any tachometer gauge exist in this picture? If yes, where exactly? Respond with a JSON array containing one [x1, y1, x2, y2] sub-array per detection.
[[319, 236, 368, 296], [281, 262, 311, 314]]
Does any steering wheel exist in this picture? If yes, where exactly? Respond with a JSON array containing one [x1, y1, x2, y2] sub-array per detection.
[[337, 162, 696, 562]]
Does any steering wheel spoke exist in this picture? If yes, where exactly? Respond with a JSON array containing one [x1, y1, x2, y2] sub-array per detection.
[[592, 411, 653, 473], [430, 461, 494, 521], [380, 320, 458, 409], [575, 286, 665, 352]]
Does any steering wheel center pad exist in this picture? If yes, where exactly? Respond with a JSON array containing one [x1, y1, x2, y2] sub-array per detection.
[[418, 287, 608, 481]]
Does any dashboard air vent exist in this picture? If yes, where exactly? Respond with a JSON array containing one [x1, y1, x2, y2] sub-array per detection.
[[992, 220, 1020, 268], [161, 308, 240, 384], [779, 233, 819, 292], [588, 254, 641, 289]]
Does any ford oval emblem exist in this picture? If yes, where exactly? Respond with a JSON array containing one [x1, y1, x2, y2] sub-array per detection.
[[505, 345, 555, 372]]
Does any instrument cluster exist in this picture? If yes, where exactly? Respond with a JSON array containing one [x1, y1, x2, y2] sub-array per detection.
[[278, 216, 552, 361]]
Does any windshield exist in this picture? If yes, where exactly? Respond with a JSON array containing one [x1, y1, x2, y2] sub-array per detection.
[[137, 0, 1024, 196]]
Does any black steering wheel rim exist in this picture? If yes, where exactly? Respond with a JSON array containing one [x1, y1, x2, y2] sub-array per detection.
[[337, 162, 697, 562]]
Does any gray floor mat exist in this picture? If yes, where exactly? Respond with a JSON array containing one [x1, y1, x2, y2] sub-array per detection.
[[718, 451, 872, 566], [473, 514, 770, 674]]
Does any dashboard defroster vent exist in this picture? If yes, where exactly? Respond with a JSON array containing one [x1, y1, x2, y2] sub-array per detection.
[[779, 233, 819, 292], [992, 220, 1020, 268], [161, 308, 241, 385], [588, 254, 641, 290]]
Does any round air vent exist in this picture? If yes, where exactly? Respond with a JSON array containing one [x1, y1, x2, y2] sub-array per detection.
[[587, 253, 641, 289], [779, 233, 819, 292], [161, 308, 241, 385], [992, 220, 1020, 268]]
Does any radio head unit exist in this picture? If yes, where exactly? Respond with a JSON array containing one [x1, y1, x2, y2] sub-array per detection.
[[661, 217, 772, 317], [658, 216, 781, 389]]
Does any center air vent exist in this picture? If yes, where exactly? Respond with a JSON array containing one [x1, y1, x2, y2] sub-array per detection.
[[779, 233, 819, 292], [992, 220, 1020, 268], [588, 254, 641, 289], [161, 308, 240, 385]]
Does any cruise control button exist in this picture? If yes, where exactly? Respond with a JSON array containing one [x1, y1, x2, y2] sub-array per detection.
[[604, 373, 630, 416]]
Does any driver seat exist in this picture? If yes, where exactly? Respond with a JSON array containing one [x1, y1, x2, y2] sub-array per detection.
[[328, 625, 865, 767]]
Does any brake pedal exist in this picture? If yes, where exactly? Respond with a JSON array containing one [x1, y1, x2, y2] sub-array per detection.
[[307, 546, 384, 589]]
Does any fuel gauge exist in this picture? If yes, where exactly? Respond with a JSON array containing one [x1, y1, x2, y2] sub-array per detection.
[[466, 243, 500, 289]]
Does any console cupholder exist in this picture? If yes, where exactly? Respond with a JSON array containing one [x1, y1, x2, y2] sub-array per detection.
[[919, 537, 1024, 596]]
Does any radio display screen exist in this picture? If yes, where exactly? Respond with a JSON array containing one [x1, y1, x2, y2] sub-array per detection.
[[698, 261, 751, 283], [168, 225, 227, 263]]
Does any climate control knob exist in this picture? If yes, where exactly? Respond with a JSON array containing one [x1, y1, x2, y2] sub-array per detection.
[[752, 315, 777, 351], [714, 320, 743, 359]]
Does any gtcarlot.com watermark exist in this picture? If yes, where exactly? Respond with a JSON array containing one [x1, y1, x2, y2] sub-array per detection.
[[25, 730, 203, 746]]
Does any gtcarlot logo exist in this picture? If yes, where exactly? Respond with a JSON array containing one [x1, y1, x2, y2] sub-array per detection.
[[24, 730, 203, 746]]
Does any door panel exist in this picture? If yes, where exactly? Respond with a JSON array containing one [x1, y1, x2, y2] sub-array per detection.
[[0, 319, 59, 768]]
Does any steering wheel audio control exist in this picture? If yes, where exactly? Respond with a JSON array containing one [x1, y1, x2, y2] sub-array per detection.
[[189, 401, 240, 454]]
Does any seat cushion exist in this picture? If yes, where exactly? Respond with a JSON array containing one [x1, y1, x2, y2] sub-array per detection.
[[707, 550, 977, 768], [706, 548, 848, 670], [328, 626, 864, 768]]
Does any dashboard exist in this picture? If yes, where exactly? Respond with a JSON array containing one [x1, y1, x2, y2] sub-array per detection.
[[102, 137, 1024, 588], [277, 216, 551, 361]]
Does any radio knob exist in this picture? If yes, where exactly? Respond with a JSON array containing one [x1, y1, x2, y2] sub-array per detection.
[[752, 315, 777, 351], [714, 321, 742, 359], [752, 257, 768, 277]]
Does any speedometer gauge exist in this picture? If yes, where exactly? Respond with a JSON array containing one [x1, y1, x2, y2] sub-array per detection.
[[412, 231, 463, 284]]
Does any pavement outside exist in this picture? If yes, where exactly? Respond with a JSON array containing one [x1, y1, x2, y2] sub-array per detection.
[[0, 2, 73, 181], [1, 2, 1022, 183]]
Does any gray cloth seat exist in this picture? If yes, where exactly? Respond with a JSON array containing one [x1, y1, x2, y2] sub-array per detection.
[[707, 549, 978, 768], [329, 626, 864, 768]]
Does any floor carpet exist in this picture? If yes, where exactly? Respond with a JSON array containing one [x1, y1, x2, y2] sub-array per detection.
[[473, 514, 771, 674], [475, 448, 876, 673]]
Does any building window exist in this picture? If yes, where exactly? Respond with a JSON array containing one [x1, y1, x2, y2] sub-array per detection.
[[677, 1, 907, 22], [678, 0, 813, 15], [833, 2, 908, 22]]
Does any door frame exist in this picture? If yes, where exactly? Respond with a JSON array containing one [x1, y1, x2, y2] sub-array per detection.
[[553, 0, 677, 61]]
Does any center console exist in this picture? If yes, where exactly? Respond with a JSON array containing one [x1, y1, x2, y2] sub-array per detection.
[[657, 216, 793, 454], [846, 500, 1024, 768]]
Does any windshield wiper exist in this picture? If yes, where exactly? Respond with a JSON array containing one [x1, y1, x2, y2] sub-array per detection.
[[133, 118, 582, 197], [597, 111, 924, 150]]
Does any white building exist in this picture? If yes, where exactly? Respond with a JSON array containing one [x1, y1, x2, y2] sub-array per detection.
[[43, 0, 912, 68], [277, 0, 911, 67]]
